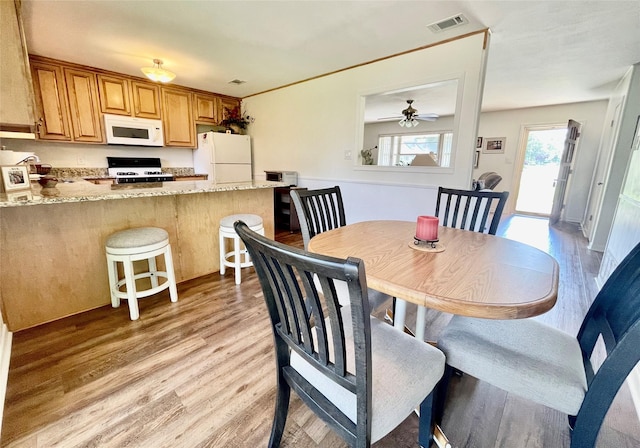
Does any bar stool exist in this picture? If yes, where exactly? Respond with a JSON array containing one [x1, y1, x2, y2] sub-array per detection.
[[219, 214, 264, 284], [105, 227, 178, 320]]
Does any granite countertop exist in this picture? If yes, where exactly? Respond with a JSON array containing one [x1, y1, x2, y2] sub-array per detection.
[[0, 178, 286, 208]]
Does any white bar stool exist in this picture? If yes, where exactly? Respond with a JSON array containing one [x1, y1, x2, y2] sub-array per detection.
[[106, 227, 178, 320], [219, 214, 264, 284]]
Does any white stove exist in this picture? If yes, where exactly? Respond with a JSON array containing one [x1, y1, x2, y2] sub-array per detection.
[[107, 157, 174, 184]]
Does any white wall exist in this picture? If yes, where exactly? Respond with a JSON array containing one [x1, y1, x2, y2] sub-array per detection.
[[475, 101, 608, 223], [0, 139, 194, 169], [243, 33, 488, 223]]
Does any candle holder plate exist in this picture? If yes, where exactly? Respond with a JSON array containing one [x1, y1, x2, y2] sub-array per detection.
[[409, 237, 445, 253]]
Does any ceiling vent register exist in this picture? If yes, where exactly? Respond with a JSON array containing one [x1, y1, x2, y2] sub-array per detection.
[[428, 14, 469, 33]]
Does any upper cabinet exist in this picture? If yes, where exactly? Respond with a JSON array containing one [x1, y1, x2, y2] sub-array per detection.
[[0, 0, 35, 132], [161, 87, 195, 147], [97, 74, 131, 116], [131, 81, 161, 119], [97, 75, 162, 120], [194, 93, 241, 126], [219, 97, 241, 120], [194, 93, 220, 124], [30, 60, 71, 140], [27, 55, 239, 148], [64, 68, 103, 142]]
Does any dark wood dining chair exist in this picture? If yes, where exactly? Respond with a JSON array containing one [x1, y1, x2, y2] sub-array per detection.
[[436, 241, 640, 447], [291, 185, 388, 311], [234, 220, 445, 448], [435, 187, 509, 235], [290, 186, 346, 250]]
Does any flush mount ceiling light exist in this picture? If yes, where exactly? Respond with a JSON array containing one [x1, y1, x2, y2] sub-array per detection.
[[141, 59, 176, 83]]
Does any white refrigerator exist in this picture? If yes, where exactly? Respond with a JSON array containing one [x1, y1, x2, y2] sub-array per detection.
[[194, 132, 252, 183]]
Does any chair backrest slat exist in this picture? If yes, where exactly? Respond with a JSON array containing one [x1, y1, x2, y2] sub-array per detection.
[[571, 242, 640, 442], [435, 187, 509, 235], [578, 243, 640, 359], [235, 220, 371, 428], [291, 186, 347, 249]]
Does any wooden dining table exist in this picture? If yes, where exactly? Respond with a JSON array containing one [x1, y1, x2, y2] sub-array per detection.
[[308, 220, 559, 341]]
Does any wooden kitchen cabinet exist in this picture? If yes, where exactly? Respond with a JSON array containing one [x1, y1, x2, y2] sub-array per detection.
[[219, 96, 241, 121], [0, 0, 36, 132], [27, 55, 240, 147], [131, 80, 161, 119], [64, 67, 103, 142], [97, 74, 131, 116], [161, 87, 195, 147], [194, 93, 220, 124], [99, 76, 160, 120], [30, 60, 71, 141]]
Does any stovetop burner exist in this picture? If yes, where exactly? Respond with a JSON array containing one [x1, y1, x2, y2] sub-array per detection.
[[107, 157, 174, 183]]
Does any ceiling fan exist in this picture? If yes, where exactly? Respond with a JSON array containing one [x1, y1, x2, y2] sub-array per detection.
[[379, 99, 439, 127]]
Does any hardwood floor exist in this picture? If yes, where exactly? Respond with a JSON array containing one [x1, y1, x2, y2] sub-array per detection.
[[3, 216, 639, 447]]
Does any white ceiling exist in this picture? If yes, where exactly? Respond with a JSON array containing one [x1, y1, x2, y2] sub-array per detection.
[[22, 0, 640, 116]]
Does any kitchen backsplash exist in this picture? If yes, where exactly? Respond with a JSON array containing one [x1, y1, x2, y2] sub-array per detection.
[[50, 167, 197, 179], [1, 139, 196, 169]]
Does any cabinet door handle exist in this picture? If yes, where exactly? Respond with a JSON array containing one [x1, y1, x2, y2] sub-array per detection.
[[36, 118, 43, 136]]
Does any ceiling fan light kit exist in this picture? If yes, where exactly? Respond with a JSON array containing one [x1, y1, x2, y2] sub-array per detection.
[[141, 58, 176, 83], [399, 117, 419, 127], [399, 99, 420, 127], [376, 99, 439, 126]]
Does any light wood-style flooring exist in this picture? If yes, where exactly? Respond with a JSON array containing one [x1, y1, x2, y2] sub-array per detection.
[[3, 215, 640, 447]]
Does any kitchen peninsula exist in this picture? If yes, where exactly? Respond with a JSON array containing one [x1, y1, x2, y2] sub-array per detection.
[[0, 179, 282, 331]]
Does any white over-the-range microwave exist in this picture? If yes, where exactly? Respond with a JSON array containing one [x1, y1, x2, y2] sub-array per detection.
[[104, 114, 164, 146]]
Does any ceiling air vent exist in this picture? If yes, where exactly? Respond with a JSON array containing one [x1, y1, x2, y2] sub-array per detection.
[[427, 14, 469, 33], [228, 79, 246, 85]]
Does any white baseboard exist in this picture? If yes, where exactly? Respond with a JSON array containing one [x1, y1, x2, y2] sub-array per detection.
[[0, 323, 12, 440]]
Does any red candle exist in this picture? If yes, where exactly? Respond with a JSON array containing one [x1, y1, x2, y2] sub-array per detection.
[[416, 215, 439, 241]]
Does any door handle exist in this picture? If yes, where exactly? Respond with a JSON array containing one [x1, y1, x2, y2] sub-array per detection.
[[597, 182, 604, 186]]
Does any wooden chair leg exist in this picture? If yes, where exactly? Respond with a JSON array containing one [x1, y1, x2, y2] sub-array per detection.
[[268, 375, 291, 448]]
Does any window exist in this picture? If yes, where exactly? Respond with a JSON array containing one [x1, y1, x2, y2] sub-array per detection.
[[377, 131, 453, 167]]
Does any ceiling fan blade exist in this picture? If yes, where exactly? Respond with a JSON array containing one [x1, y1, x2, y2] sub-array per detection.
[[416, 113, 439, 121]]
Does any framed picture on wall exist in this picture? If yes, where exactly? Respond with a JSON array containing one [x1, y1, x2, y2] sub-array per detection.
[[474, 150, 480, 168], [483, 137, 506, 154], [1, 165, 31, 192], [476, 137, 483, 148]]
